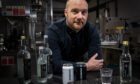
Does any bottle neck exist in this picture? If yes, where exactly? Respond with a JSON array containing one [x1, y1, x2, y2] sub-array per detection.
[[20, 39, 27, 50], [0, 35, 6, 51], [122, 45, 129, 54], [43, 36, 49, 48], [0, 42, 7, 51], [39, 48, 44, 58], [44, 43, 49, 48], [0, 43, 3, 47], [21, 45, 27, 50], [0, 44, 4, 51]]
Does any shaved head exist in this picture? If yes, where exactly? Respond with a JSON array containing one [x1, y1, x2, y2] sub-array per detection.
[[64, 0, 88, 32], [65, 0, 88, 9]]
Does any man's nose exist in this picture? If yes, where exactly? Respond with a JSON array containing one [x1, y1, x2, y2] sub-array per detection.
[[77, 12, 83, 19]]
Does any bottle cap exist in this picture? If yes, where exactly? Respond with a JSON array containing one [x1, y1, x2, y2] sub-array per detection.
[[39, 46, 44, 49], [44, 35, 48, 38], [123, 41, 129, 45], [21, 36, 26, 40]]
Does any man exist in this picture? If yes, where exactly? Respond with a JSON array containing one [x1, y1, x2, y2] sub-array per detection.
[[47, 0, 103, 74]]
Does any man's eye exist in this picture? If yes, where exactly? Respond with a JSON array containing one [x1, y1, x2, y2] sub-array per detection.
[[71, 9, 79, 14], [82, 10, 88, 15]]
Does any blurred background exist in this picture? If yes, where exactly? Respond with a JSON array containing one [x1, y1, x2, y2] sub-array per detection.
[[0, 0, 140, 83]]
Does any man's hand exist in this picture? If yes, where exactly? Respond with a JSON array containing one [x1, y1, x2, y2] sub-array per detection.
[[86, 53, 104, 71]]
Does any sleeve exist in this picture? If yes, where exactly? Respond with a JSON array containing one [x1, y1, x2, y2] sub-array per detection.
[[47, 25, 76, 75], [88, 24, 103, 60]]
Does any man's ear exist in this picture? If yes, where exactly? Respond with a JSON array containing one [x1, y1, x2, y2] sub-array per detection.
[[64, 9, 67, 17]]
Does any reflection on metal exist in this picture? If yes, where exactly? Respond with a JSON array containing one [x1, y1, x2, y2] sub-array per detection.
[[25, 7, 31, 16], [29, 12, 37, 49], [25, 0, 30, 16], [0, 0, 2, 8], [45, 2, 48, 24], [50, 0, 53, 25], [114, 0, 118, 17], [96, 0, 100, 18], [104, 8, 110, 18]]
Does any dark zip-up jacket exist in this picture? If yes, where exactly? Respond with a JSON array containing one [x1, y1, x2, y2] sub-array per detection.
[[47, 18, 102, 74]]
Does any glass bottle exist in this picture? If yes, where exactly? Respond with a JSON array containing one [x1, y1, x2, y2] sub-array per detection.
[[43, 35, 53, 79], [0, 34, 7, 69], [120, 41, 132, 83], [37, 46, 48, 83], [0, 34, 7, 51], [17, 35, 31, 84]]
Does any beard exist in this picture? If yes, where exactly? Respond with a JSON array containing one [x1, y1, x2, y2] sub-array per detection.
[[66, 18, 86, 32], [74, 19, 84, 25]]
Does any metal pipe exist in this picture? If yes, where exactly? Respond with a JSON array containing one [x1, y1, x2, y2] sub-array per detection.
[[96, 0, 100, 18], [29, 12, 37, 49], [50, 0, 53, 25], [114, 0, 118, 17], [45, 1, 48, 24]]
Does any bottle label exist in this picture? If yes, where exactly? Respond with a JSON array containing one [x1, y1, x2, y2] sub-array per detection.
[[40, 64, 47, 78], [121, 61, 131, 80], [24, 59, 31, 80], [17, 58, 24, 78], [47, 55, 52, 73]]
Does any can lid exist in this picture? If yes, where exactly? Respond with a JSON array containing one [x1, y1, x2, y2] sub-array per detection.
[[63, 63, 73, 67], [44, 35, 48, 38], [76, 62, 86, 67]]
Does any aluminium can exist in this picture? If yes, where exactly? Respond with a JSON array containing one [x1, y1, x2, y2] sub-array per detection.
[[62, 63, 74, 84], [75, 62, 87, 80]]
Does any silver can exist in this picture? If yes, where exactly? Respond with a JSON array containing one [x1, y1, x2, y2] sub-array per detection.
[[62, 63, 74, 84]]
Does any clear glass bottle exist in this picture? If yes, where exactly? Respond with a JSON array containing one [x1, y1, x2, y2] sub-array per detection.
[[43, 35, 53, 79], [0, 34, 7, 75], [17, 35, 31, 84], [120, 41, 132, 83], [0, 34, 7, 51], [37, 46, 47, 83]]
